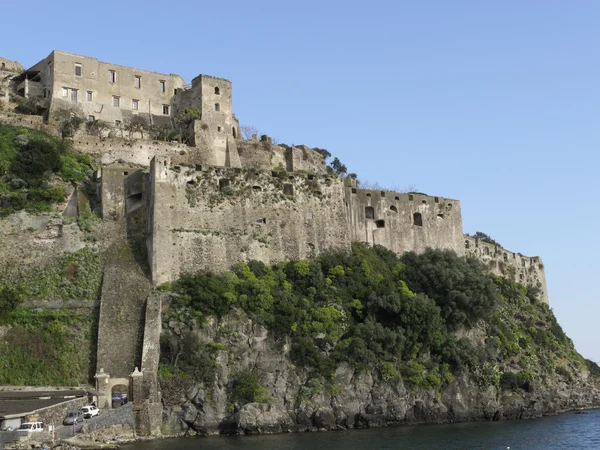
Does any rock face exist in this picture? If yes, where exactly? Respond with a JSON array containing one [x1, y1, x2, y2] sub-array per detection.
[[159, 312, 600, 436]]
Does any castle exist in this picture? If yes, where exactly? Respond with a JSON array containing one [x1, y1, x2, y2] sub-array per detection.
[[0, 51, 548, 303]]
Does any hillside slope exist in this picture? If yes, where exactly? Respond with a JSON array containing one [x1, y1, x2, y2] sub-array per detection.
[[158, 244, 600, 435]]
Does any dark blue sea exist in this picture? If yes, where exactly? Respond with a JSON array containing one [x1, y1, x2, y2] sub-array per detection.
[[122, 409, 600, 449]]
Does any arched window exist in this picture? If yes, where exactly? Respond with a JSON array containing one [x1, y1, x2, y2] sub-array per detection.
[[232, 127, 237, 138], [365, 206, 375, 219], [465, 240, 470, 249], [215, 103, 220, 111], [413, 212, 422, 226], [214, 87, 220, 95], [390, 205, 398, 213]]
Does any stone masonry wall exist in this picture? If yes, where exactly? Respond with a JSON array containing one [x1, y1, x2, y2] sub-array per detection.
[[147, 156, 351, 285], [465, 236, 548, 303], [346, 188, 465, 257]]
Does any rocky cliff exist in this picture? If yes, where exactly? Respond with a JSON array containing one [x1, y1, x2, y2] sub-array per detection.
[[159, 310, 600, 436]]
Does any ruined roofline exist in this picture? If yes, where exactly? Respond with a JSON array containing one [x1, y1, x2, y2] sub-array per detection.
[[351, 187, 460, 204], [26, 50, 188, 83], [191, 73, 232, 86], [464, 234, 542, 261]]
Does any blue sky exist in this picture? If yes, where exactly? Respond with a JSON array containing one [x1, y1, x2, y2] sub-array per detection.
[[3, 1, 599, 361]]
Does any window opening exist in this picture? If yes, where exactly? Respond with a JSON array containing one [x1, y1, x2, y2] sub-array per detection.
[[351, 188, 357, 194], [408, 194, 414, 201], [132, 99, 139, 110], [306, 211, 313, 219], [283, 184, 294, 195], [71, 89, 78, 102], [159, 80, 165, 92], [215, 103, 220, 111], [88, 115, 95, 121], [252, 185, 262, 191], [112, 96, 120, 107], [86, 91, 93, 102], [413, 212, 422, 226], [395, 196, 400, 200], [214, 86, 220, 95], [232, 127, 237, 138], [109, 70, 116, 83], [375, 220, 385, 228], [219, 178, 230, 190], [256, 218, 266, 224], [162, 104, 169, 115], [365, 206, 375, 219], [115, 120, 121, 126], [134, 75, 141, 88], [437, 213, 444, 219], [380, 191, 386, 197], [434, 197, 439, 203], [390, 205, 398, 213], [75, 63, 82, 76], [366, 193, 371, 197]]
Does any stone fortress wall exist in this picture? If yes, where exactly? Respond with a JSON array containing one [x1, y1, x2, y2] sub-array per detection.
[[1, 49, 549, 302]]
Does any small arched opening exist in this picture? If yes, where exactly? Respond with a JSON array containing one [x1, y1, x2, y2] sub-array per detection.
[[283, 184, 294, 196], [390, 205, 398, 213], [215, 103, 220, 112], [465, 240, 470, 249], [413, 212, 422, 226], [219, 178, 230, 190], [365, 206, 375, 220], [252, 185, 262, 191], [111, 384, 129, 408], [214, 86, 220, 95], [232, 127, 237, 138]]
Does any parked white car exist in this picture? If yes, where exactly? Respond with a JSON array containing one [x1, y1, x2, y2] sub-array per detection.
[[81, 405, 100, 419], [17, 422, 44, 433]]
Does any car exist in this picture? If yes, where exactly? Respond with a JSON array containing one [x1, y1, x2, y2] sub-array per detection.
[[62, 410, 84, 425], [17, 422, 44, 433], [81, 405, 100, 419]]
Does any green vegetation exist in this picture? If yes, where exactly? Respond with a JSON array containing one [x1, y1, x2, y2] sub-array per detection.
[[0, 123, 94, 216], [228, 369, 272, 409], [165, 245, 496, 389], [469, 231, 501, 247], [165, 245, 585, 393], [0, 309, 95, 385], [0, 248, 102, 319]]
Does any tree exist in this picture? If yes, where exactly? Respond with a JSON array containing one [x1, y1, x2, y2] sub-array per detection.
[[313, 148, 331, 161], [241, 125, 259, 140], [85, 119, 109, 138], [125, 115, 148, 139], [330, 157, 347, 176]]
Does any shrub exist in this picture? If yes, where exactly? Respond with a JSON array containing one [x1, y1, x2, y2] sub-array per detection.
[[228, 370, 272, 407]]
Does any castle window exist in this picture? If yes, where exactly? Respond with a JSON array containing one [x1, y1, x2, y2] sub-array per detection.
[[465, 240, 470, 249], [252, 185, 262, 191], [351, 188, 357, 194], [380, 191, 386, 197], [132, 99, 139, 110], [408, 194, 414, 201], [307, 174, 314, 180], [366, 193, 371, 197], [74, 63, 82, 76], [215, 86, 220, 95], [365, 206, 375, 219], [162, 104, 169, 115], [503, 253, 508, 262], [215, 103, 220, 111], [123, 171, 129, 176], [375, 220, 385, 228], [62, 87, 68, 98], [283, 184, 294, 196], [159, 80, 165, 93], [115, 120, 121, 126], [413, 212, 422, 226], [217, 126, 222, 132], [256, 218, 266, 224], [434, 197, 439, 203], [390, 205, 398, 213], [422, 200, 426, 204], [134, 75, 141, 89], [437, 213, 444, 219], [306, 211, 313, 219], [232, 127, 237, 138], [219, 178, 230, 190], [484, 247, 490, 255], [395, 196, 400, 200], [109, 70, 116, 83], [71, 89, 78, 102], [88, 115, 95, 122], [86, 91, 93, 102], [112, 96, 120, 107]]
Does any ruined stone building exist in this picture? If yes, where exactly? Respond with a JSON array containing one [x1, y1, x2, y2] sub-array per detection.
[[1, 50, 548, 303]]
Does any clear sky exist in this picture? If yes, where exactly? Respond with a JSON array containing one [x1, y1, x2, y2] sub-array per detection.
[[2, 1, 598, 361]]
